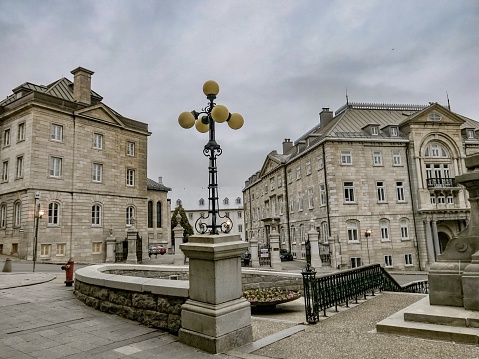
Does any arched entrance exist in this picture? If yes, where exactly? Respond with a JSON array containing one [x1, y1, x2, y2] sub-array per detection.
[[438, 232, 450, 254]]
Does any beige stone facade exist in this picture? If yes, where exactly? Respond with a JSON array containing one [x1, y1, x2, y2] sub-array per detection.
[[0, 67, 171, 263], [243, 103, 479, 271]]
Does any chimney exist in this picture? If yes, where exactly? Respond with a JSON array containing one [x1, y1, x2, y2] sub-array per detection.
[[320, 107, 334, 129], [282, 139, 293, 154], [158, 176, 163, 185], [71, 67, 94, 105]]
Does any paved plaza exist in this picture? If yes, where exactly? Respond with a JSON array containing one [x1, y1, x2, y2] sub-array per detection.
[[0, 258, 478, 358]]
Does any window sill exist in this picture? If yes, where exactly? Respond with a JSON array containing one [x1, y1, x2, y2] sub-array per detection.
[[344, 202, 357, 205], [401, 238, 411, 241], [348, 241, 360, 244], [380, 239, 391, 243]]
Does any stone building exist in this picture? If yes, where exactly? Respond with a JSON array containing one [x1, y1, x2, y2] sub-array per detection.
[[0, 67, 171, 263], [170, 186, 245, 241], [243, 102, 479, 271]]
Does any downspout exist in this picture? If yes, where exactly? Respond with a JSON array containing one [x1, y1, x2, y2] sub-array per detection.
[[70, 116, 76, 259], [283, 165, 292, 252], [247, 187, 253, 241], [406, 144, 422, 270], [322, 143, 331, 237]]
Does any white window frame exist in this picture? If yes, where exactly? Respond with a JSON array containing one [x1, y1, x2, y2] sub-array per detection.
[[277, 175, 282, 187], [92, 242, 102, 254], [126, 169, 135, 187], [0, 204, 6, 228], [321, 222, 329, 243], [56, 243, 66, 256], [2, 161, 8, 182], [127, 141, 135, 156], [405, 253, 414, 266], [296, 166, 301, 180], [308, 188, 314, 209], [14, 201, 21, 227], [92, 163, 103, 182], [377, 181, 386, 202], [50, 157, 62, 178], [238, 224, 243, 233], [380, 220, 390, 241], [371, 126, 379, 135], [467, 129, 475, 139], [93, 133, 103, 150], [396, 181, 405, 202], [318, 157, 324, 170], [351, 257, 362, 268], [306, 161, 312, 175], [51, 124, 63, 141], [373, 151, 383, 166], [126, 206, 135, 226], [18, 122, 25, 142], [91, 204, 102, 226], [390, 127, 398, 136], [48, 202, 60, 226], [320, 184, 326, 206], [298, 191, 303, 211], [400, 219, 409, 240], [16, 156, 23, 178], [447, 195, 454, 204], [40, 244, 51, 257], [341, 150, 352, 165], [347, 221, 359, 242], [393, 152, 402, 166], [3, 128, 10, 147], [344, 182, 355, 203], [384, 255, 393, 267]]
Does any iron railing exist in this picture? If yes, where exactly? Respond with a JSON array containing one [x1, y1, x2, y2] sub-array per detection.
[[302, 263, 428, 324], [426, 177, 456, 188]]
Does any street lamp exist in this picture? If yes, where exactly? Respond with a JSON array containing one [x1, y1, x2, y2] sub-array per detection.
[[32, 203, 44, 272], [178, 80, 244, 235], [365, 228, 372, 264]]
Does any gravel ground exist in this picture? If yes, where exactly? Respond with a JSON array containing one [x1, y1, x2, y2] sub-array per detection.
[[253, 292, 479, 359]]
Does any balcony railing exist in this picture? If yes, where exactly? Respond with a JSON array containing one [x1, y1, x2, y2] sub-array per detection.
[[426, 177, 456, 188]]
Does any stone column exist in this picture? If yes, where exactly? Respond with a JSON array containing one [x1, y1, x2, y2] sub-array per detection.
[[105, 229, 116, 263], [173, 217, 185, 265], [179, 234, 252, 354], [249, 234, 259, 267], [269, 225, 282, 270], [126, 223, 138, 264], [424, 220, 435, 264], [432, 220, 441, 258], [308, 226, 322, 268]]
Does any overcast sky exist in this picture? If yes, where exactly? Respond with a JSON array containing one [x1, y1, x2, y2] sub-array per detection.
[[1, 0, 478, 193]]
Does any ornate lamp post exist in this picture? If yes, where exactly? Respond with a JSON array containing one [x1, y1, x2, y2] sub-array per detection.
[[365, 228, 372, 264], [178, 80, 244, 235]]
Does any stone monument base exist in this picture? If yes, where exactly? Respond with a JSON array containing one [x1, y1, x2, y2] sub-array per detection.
[[428, 261, 469, 307], [377, 296, 479, 344], [179, 298, 252, 354]]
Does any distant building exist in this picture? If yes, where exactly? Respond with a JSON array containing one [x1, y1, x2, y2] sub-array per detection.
[[0, 67, 171, 262], [170, 186, 245, 241], [243, 102, 479, 271]]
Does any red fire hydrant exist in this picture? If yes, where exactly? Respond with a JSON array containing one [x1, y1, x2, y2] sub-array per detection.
[[61, 259, 74, 287]]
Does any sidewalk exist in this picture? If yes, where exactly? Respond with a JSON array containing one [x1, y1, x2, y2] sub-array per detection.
[[1, 273, 478, 358]]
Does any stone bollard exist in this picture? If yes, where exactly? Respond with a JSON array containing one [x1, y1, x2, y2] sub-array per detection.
[[2, 258, 12, 272]]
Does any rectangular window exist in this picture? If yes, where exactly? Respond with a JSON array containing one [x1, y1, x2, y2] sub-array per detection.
[[393, 152, 402, 166], [0, 205, 6, 228], [188, 213, 193, 220], [287, 170, 292, 183], [270, 177, 275, 191], [92, 242, 102, 254], [344, 182, 355, 203], [51, 124, 63, 141], [3, 129, 10, 147], [405, 253, 413, 266], [377, 181, 386, 202], [16, 156, 23, 178], [430, 194, 436, 204], [373, 151, 382, 166], [18, 123, 25, 142], [278, 196, 284, 215], [277, 175, 282, 187], [437, 194, 445, 204], [390, 127, 398, 136], [347, 222, 359, 242], [237, 211, 242, 219], [396, 181, 405, 202], [467, 129, 475, 139], [447, 195, 454, 204], [380, 222, 389, 241], [50, 157, 62, 177], [126, 169, 135, 186], [2, 161, 8, 182], [14, 202, 21, 227], [296, 166, 301, 180], [306, 161, 312, 175], [384, 255, 393, 267], [238, 224, 243, 233], [298, 191, 303, 211], [92, 205, 101, 226], [400, 221, 409, 240], [93, 133, 103, 149], [308, 188, 314, 209], [351, 257, 362, 268], [40, 244, 51, 257], [341, 150, 352, 165], [289, 196, 294, 212], [371, 126, 379, 135], [127, 142, 135, 156], [48, 203, 59, 225], [318, 157, 323, 170], [56, 243, 66, 256], [92, 163, 103, 182], [320, 184, 326, 206]]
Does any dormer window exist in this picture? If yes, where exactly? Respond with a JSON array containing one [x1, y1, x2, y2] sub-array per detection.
[[176, 199, 182, 206], [371, 126, 379, 135], [199, 198, 205, 206], [224, 198, 229, 205], [390, 127, 398, 137], [428, 113, 441, 121], [467, 129, 475, 139]]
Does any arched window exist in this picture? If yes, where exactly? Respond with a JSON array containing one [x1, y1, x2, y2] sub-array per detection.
[[91, 204, 102, 226], [13, 201, 21, 227], [0, 204, 6, 228], [224, 198, 229, 205], [48, 202, 60, 225], [147, 201, 153, 228], [424, 143, 449, 158], [346, 220, 359, 242], [400, 218, 409, 240], [156, 201, 162, 228], [236, 197, 241, 204], [176, 199, 182, 207], [379, 219, 389, 241], [126, 206, 135, 226], [199, 198, 205, 206], [321, 222, 329, 243]]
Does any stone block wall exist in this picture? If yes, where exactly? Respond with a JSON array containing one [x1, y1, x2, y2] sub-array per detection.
[[242, 272, 303, 292], [74, 280, 186, 334]]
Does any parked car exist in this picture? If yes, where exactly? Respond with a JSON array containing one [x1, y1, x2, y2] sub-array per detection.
[[280, 249, 293, 262], [148, 245, 166, 257]]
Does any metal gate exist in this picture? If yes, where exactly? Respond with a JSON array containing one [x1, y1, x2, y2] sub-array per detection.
[[115, 240, 128, 262], [319, 243, 331, 265], [136, 234, 142, 263], [258, 246, 271, 267]]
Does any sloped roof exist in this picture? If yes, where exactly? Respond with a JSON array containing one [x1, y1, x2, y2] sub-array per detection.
[[147, 178, 171, 192]]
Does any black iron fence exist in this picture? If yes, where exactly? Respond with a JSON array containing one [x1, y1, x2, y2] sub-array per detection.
[[258, 246, 271, 267], [302, 263, 428, 324], [426, 177, 456, 188], [115, 233, 143, 263]]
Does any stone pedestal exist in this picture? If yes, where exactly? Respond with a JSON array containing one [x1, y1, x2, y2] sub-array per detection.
[[179, 234, 253, 354], [173, 224, 185, 265], [126, 225, 138, 264], [308, 228, 322, 269], [429, 261, 469, 307], [462, 250, 479, 311], [105, 235, 116, 263], [249, 237, 258, 267], [270, 229, 282, 270]]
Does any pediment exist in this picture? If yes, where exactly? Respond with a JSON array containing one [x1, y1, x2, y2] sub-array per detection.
[[259, 151, 285, 177], [74, 104, 124, 127], [400, 103, 465, 128]]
